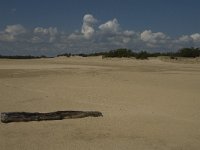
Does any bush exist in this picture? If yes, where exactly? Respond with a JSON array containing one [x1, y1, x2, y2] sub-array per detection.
[[177, 48, 200, 58], [135, 51, 149, 59], [0, 55, 47, 59], [104, 49, 135, 58], [57, 53, 71, 57], [170, 56, 177, 60]]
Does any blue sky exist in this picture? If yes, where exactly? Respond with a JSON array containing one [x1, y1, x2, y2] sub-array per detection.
[[0, 0, 200, 56]]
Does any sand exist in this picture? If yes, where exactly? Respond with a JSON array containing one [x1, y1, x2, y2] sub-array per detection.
[[0, 56, 200, 150]]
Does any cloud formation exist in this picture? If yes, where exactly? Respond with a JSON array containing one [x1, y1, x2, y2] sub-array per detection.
[[191, 33, 200, 42], [0, 14, 200, 56], [175, 33, 200, 49], [81, 14, 97, 39], [0, 24, 26, 42], [99, 18, 119, 33], [140, 30, 169, 48], [33, 27, 58, 43]]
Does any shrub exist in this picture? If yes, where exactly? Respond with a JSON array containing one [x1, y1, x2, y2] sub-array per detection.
[[135, 51, 149, 59], [104, 49, 135, 58], [170, 56, 178, 60], [177, 47, 200, 58], [57, 53, 71, 57]]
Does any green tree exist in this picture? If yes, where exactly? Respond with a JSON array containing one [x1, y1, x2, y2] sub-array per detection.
[[135, 51, 149, 59], [178, 47, 200, 58]]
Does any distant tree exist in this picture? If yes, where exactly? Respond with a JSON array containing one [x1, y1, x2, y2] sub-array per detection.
[[57, 53, 71, 57], [177, 47, 200, 58], [78, 53, 88, 57], [104, 49, 135, 58], [0, 55, 49, 59], [135, 51, 149, 59]]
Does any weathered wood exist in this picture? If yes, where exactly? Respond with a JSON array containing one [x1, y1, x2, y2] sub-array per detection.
[[1, 111, 103, 123]]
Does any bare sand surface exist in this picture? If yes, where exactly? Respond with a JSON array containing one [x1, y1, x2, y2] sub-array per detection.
[[0, 56, 200, 150]]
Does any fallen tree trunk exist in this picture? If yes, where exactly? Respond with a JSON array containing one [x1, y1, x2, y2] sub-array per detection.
[[1, 111, 103, 123]]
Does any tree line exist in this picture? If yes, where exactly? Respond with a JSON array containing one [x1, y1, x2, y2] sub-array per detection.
[[0, 47, 200, 59], [0, 55, 50, 59], [58, 47, 200, 59]]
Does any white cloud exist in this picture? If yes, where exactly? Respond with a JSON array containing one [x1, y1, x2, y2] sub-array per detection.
[[177, 35, 192, 43], [176, 33, 200, 47], [102, 30, 138, 46], [1, 14, 200, 56], [83, 14, 97, 25], [34, 27, 58, 35], [141, 30, 168, 44], [0, 33, 15, 42], [5, 24, 26, 35], [81, 14, 97, 39], [96, 19, 138, 46], [191, 33, 200, 42], [68, 33, 82, 40], [121, 30, 137, 43], [81, 25, 94, 39], [67, 14, 97, 40], [123, 30, 135, 36], [99, 18, 119, 33], [0, 24, 26, 42], [33, 27, 58, 42], [31, 36, 42, 43], [34, 27, 49, 34]]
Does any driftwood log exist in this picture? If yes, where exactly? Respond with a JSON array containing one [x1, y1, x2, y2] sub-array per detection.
[[1, 111, 103, 123]]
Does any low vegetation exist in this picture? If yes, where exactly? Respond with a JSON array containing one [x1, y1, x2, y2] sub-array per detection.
[[0, 47, 199, 60], [135, 51, 149, 60], [0, 55, 48, 59], [103, 49, 134, 58], [176, 47, 200, 58]]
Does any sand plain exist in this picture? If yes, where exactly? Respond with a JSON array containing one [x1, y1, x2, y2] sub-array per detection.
[[0, 56, 200, 150]]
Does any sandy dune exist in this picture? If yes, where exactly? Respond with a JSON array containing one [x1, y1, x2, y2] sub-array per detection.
[[0, 57, 200, 150]]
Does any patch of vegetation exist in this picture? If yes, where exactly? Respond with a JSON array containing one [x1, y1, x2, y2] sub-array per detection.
[[103, 49, 135, 58], [57, 53, 71, 57], [176, 47, 200, 58], [2, 47, 200, 60], [170, 56, 178, 60], [135, 51, 149, 59], [0, 55, 48, 59]]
